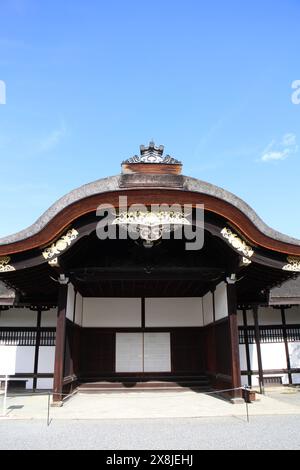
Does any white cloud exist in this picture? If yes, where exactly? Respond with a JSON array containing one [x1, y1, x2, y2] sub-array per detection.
[[261, 133, 298, 163], [37, 122, 66, 153], [261, 150, 289, 162], [282, 133, 297, 147]]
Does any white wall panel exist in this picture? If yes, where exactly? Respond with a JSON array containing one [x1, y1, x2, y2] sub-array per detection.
[[144, 333, 171, 372], [0, 308, 37, 327], [37, 378, 53, 389], [292, 373, 300, 384], [237, 310, 244, 326], [82, 298, 141, 327], [75, 292, 83, 326], [261, 343, 287, 370], [15, 346, 35, 373], [203, 292, 213, 326], [239, 345, 248, 371], [241, 375, 249, 387], [258, 307, 282, 325], [249, 344, 258, 370], [288, 342, 300, 368], [285, 306, 300, 325], [214, 282, 228, 321], [145, 298, 203, 327], [41, 309, 57, 327], [38, 347, 55, 373], [115, 333, 143, 372], [66, 283, 75, 321]]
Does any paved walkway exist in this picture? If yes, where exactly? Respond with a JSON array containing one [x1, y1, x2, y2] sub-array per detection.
[[1, 415, 300, 449], [1, 387, 300, 421]]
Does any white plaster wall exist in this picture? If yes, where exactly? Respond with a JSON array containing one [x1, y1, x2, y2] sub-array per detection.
[[145, 298, 203, 327], [75, 292, 83, 326], [239, 344, 248, 371], [261, 343, 287, 370], [288, 342, 300, 368], [258, 307, 282, 325], [241, 375, 249, 387], [66, 283, 75, 321], [37, 347, 55, 373], [82, 298, 141, 327], [41, 309, 57, 327], [292, 373, 300, 384], [249, 344, 258, 370], [237, 310, 244, 326], [203, 292, 213, 326], [214, 282, 228, 321], [0, 308, 37, 327], [37, 378, 53, 389], [285, 306, 300, 324], [14, 346, 35, 373]]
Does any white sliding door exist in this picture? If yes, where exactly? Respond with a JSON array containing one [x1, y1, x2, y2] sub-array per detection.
[[115, 333, 143, 372], [144, 333, 171, 372], [115, 332, 171, 373]]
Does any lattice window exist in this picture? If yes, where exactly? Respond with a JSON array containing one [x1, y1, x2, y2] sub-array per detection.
[[239, 325, 300, 344], [286, 327, 300, 342], [0, 329, 55, 346]]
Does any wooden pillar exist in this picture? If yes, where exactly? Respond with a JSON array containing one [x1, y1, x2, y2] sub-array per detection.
[[281, 307, 292, 385], [53, 283, 68, 404], [253, 306, 264, 394], [33, 309, 42, 391], [242, 309, 252, 388], [227, 282, 242, 399]]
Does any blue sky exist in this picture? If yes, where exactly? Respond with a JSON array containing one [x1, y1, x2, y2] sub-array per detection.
[[0, 0, 299, 238]]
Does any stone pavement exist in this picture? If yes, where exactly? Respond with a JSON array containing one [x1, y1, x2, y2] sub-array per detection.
[[1, 386, 300, 421]]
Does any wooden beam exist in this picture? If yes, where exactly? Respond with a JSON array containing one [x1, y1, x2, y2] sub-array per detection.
[[253, 306, 264, 394], [2, 189, 300, 257], [52, 284, 68, 404], [242, 309, 252, 387], [227, 283, 242, 399], [281, 307, 292, 385]]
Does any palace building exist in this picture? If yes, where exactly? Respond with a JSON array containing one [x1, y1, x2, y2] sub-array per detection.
[[0, 142, 300, 403]]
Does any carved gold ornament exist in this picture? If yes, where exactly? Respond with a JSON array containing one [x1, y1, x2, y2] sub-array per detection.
[[113, 210, 190, 227], [221, 228, 254, 258], [113, 210, 190, 242], [0, 256, 16, 272], [242, 257, 252, 266], [42, 229, 79, 260], [282, 256, 300, 272]]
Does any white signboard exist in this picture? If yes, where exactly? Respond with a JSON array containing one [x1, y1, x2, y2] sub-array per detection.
[[0, 346, 17, 375]]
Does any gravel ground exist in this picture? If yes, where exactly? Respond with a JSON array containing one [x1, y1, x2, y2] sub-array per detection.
[[1, 415, 300, 450]]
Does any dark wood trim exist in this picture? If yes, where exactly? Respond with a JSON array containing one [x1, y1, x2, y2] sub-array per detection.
[[1, 189, 300, 257], [53, 284, 68, 402], [281, 307, 292, 385], [241, 368, 300, 375], [33, 309, 42, 390], [253, 306, 264, 394], [8, 373, 54, 379], [242, 309, 252, 387], [227, 283, 242, 397]]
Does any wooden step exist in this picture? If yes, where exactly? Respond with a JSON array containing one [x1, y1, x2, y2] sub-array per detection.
[[77, 377, 211, 393]]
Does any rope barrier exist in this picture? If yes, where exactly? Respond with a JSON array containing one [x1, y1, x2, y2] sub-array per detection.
[[1, 385, 253, 426]]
